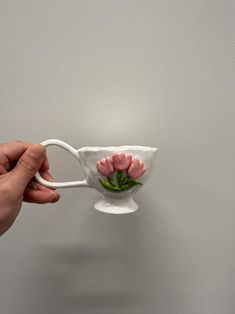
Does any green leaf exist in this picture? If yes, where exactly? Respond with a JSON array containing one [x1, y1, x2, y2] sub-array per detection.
[[134, 180, 143, 185], [121, 176, 130, 185], [116, 171, 123, 187], [98, 178, 120, 192], [119, 181, 137, 191], [119, 180, 143, 191], [107, 176, 116, 187], [98, 177, 143, 193], [127, 179, 143, 186]]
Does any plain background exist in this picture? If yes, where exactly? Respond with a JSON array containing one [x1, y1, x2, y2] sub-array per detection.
[[0, 1, 234, 313]]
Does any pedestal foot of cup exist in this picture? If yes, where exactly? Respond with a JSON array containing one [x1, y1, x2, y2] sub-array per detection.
[[94, 195, 138, 214]]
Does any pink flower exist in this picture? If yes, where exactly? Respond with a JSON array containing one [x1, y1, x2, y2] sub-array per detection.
[[128, 159, 145, 179], [97, 157, 114, 176], [112, 153, 132, 171]]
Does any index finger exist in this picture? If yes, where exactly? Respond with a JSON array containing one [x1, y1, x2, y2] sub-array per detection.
[[0, 141, 50, 172], [0, 140, 32, 162]]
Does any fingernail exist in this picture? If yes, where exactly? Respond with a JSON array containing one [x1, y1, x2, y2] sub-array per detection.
[[41, 171, 55, 182], [28, 144, 45, 159], [51, 192, 60, 203]]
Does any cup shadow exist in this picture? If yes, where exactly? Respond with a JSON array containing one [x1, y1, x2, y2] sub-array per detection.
[[31, 243, 143, 311]]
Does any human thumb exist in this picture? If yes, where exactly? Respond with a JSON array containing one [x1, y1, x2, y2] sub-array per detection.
[[10, 144, 46, 192]]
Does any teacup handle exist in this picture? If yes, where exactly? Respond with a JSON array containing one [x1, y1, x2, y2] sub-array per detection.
[[34, 139, 89, 189]]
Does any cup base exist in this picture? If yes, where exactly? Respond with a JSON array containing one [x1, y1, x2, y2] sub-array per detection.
[[94, 195, 138, 214]]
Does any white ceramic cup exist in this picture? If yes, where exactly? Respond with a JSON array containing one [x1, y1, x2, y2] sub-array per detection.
[[35, 139, 158, 214]]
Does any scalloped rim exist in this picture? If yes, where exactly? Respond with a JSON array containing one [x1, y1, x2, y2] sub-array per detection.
[[78, 145, 158, 152]]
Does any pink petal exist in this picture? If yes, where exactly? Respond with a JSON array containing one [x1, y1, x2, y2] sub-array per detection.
[[128, 159, 146, 179], [106, 157, 114, 173], [97, 158, 114, 176], [112, 153, 132, 170]]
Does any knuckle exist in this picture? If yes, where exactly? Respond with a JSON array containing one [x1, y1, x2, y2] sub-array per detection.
[[19, 157, 37, 176], [0, 151, 9, 167]]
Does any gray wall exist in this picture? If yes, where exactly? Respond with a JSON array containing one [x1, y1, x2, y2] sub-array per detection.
[[0, 1, 234, 313]]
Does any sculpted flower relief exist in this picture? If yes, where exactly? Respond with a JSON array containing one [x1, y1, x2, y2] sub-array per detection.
[[128, 159, 145, 179], [112, 152, 132, 170], [96, 152, 146, 192], [96, 157, 114, 177]]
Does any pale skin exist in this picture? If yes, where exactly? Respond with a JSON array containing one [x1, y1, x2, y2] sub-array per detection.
[[0, 141, 60, 236]]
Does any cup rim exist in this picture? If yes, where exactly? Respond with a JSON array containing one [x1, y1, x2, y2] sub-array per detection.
[[78, 145, 158, 152]]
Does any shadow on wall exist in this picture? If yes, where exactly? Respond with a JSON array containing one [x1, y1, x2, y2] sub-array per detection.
[[24, 202, 150, 313], [27, 244, 144, 312], [20, 194, 175, 313]]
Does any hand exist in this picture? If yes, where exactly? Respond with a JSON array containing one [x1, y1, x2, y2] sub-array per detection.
[[0, 141, 60, 236]]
